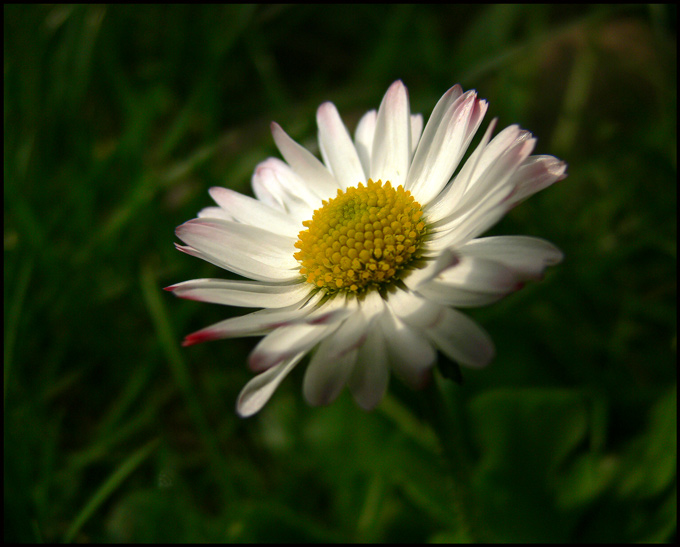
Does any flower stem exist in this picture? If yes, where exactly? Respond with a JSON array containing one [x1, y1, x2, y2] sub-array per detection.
[[422, 372, 482, 543]]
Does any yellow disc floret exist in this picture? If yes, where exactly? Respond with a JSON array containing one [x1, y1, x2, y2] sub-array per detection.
[[294, 179, 427, 293]]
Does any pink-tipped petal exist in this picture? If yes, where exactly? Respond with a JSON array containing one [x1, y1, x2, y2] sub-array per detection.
[[504, 155, 567, 208]]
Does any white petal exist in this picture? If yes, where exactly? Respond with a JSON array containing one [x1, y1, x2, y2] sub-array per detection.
[[425, 118, 498, 223], [406, 85, 463, 191], [236, 352, 306, 417], [208, 186, 302, 236], [429, 127, 534, 230], [410, 113, 424, 156], [176, 217, 298, 270], [316, 102, 366, 189], [424, 200, 509, 252], [348, 321, 389, 410], [416, 254, 521, 307], [458, 236, 563, 280], [504, 155, 567, 208], [426, 307, 494, 369], [165, 278, 313, 308], [451, 131, 536, 215], [407, 89, 488, 205], [175, 243, 300, 283], [370, 80, 411, 187], [458, 124, 527, 195], [354, 109, 377, 176], [303, 336, 358, 406], [380, 311, 435, 389], [424, 130, 538, 249], [197, 206, 231, 220], [270, 122, 340, 198]]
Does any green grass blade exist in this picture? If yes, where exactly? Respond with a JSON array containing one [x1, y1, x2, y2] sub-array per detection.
[[63, 437, 160, 543]]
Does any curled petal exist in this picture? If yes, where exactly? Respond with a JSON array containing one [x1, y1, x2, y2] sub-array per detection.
[[237, 352, 306, 417]]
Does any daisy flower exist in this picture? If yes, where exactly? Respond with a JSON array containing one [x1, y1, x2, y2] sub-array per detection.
[[167, 81, 566, 417]]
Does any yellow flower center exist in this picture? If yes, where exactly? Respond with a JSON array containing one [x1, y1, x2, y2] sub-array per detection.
[[294, 179, 427, 293]]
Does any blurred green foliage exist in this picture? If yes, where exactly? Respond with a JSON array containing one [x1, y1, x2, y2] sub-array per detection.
[[4, 4, 676, 543]]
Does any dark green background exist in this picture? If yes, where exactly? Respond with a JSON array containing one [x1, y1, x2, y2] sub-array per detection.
[[4, 5, 676, 543]]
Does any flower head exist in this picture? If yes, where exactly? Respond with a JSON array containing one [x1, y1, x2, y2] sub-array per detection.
[[168, 81, 567, 417]]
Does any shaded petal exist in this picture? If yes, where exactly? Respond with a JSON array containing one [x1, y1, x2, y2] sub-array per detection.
[[165, 278, 312, 308], [426, 307, 494, 369], [317, 101, 366, 189], [386, 288, 444, 329], [380, 311, 435, 389], [417, 254, 521, 307], [370, 80, 411, 187], [348, 319, 389, 410], [271, 122, 339, 198], [303, 336, 358, 406], [458, 236, 563, 280], [301, 297, 367, 362], [236, 352, 306, 417], [249, 321, 339, 372], [401, 247, 461, 289], [208, 186, 302, 236]]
